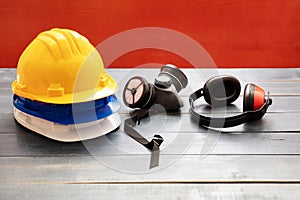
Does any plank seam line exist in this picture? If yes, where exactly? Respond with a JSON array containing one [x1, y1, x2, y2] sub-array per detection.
[[3, 181, 300, 185], [1, 154, 300, 158]]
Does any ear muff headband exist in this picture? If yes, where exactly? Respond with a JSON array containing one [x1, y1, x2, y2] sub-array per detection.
[[189, 77, 272, 128]]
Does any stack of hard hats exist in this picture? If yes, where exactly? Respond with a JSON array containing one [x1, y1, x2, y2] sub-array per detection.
[[11, 28, 121, 142]]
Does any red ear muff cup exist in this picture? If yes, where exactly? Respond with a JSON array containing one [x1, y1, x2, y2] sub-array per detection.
[[123, 76, 156, 109], [253, 85, 265, 110], [243, 84, 265, 112]]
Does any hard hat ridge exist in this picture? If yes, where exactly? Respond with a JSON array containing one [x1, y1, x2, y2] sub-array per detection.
[[12, 28, 117, 104]]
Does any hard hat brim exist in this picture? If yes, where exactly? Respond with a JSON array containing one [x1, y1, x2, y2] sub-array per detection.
[[13, 107, 121, 142], [12, 74, 118, 104], [13, 94, 120, 125]]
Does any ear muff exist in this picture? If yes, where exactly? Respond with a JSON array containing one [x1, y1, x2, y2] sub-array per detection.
[[253, 85, 266, 110], [203, 75, 241, 106], [243, 83, 265, 112], [189, 75, 272, 128], [123, 76, 156, 109]]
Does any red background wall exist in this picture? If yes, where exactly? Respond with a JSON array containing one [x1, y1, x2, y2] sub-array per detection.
[[1, 0, 300, 68]]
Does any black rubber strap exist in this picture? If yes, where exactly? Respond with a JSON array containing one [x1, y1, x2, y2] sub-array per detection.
[[189, 88, 272, 128], [124, 109, 164, 169]]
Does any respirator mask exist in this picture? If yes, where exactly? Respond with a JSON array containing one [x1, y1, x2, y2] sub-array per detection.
[[122, 64, 188, 168]]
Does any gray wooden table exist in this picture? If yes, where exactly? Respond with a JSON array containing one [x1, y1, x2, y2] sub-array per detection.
[[1, 68, 300, 199]]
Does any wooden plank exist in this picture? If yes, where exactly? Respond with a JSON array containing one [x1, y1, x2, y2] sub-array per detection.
[[1, 184, 299, 200], [3, 80, 300, 113], [2, 92, 300, 115], [2, 68, 300, 95], [1, 112, 300, 134], [185, 82, 300, 96], [116, 81, 300, 96], [4, 86, 300, 113], [0, 130, 300, 157], [128, 112, 300, 133], [0, 155, 300, 183], [0, 69, 15, 83], [0, 95, 12, 113], [108, 68, 300, 82], [1, 67, 299, 200], [3, 81, 300, 96], [3, 95, 300, 114], [118, 95, 300, 113], [2, 68, 300, 83], [183, 68, 300, 82]]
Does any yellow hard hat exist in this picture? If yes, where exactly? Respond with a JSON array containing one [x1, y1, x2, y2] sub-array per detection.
[[12, 28, 117, 104]]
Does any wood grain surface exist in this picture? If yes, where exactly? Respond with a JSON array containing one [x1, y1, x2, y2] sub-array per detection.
[[1, 184, 299, 200], [0, 68, 299, 199]]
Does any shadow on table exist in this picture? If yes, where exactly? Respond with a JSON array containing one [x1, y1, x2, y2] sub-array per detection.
[[13, 119, 122, 156]]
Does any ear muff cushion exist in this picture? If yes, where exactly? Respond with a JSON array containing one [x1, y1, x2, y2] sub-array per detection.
[[253, 85, 265, 110], [203, 75, 241, 106], [243, 83, 255, 112]]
